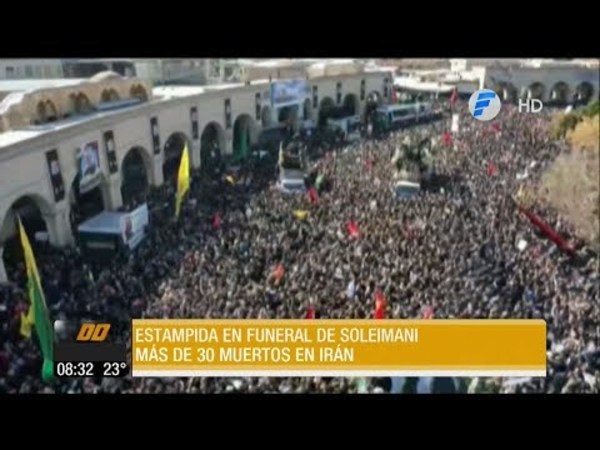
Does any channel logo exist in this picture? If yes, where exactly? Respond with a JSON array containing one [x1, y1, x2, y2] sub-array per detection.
[[468, 89, 501, 121]]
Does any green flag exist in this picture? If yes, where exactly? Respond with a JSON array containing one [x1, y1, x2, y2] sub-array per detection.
[[18, 218, 54, 381], [315, 174, 325, 191], [239, 129, 249, 161]]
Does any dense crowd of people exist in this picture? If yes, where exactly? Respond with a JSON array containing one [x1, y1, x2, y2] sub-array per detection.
[[1, 103, 598, 394]]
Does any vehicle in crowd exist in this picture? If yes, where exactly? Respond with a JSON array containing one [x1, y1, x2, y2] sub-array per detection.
[[393, 169, 422, 198], [374, 102, 442, 133], [326, 115, 362, 142], [394, 180, 421, 198], [257, 124, 291, 156], [279, 141, 306, 171], [278, 168, 307, 194], [77, 203, 149, 263]]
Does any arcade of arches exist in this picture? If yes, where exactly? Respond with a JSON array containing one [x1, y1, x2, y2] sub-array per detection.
[[527, 83, 546, 101], [575, 82, 594, 103], [0, 194, 72, 283], [201, 122, 225, 176], [121, 146, 152, 207], [162, 132, 190, 186], [342, 94, 360, 116], [318, 97, 336, 126], [492, 82, 518, 102], [232, 115, 258, 162], [69, 173, 107, 228], [365, 91, 382, 120]]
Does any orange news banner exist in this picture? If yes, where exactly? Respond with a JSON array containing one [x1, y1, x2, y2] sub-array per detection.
[[130, 319, 547, 377]]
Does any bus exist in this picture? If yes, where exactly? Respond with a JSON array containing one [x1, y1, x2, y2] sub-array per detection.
[[374, 103, 440, 132]]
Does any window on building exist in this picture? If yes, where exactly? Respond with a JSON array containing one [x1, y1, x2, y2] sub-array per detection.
[[34, 66, 43, 78], [43, 66, 53, 78], [25, 65, 33, 78], [5, 66, 15, 78]]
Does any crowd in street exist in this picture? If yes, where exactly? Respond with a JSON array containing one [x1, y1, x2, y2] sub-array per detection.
[[1, 103, 598, 394]]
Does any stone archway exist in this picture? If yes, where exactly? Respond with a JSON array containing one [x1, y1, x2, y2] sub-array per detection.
[[35, 100, 58, 124], [549, 82, 569, 105], [527, 82, 546, 101], [200, 122, 226, 176], [492, 82, 518, 103], [232, 114, 259, 162], [342, 93, 360, 116], [130, 84, 148, 102], [318, 96, 336, 127], [162, 132, 191, 186], [121, 146, 153, 207], [365, 90, 382, 121], [101, 88, 120, 103], [0, 194, 54, 271], [69, 173, 106, 228], [574, 82, 594, 104]]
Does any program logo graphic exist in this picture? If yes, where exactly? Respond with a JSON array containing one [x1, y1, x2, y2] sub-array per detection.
[[468, 89, 502, 121]]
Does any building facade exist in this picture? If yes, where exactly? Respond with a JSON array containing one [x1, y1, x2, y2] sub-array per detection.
[[0, 60, 64, 80], [0, 69, 392, 281]]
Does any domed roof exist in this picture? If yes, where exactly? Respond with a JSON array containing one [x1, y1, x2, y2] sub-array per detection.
[[90, 71, 122, 82]]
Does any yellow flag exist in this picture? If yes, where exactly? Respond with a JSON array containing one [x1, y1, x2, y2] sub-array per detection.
[[225, 175, 235, 186], [175, 144, 190, 219], [293, 210, 310, 220], [20, 310, 34, 338], [17, 218, 41, 338]]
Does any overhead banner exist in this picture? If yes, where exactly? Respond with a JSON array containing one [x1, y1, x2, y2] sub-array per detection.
[[271, 80, 309, 108], [121, 203, 149, 250], [77, 141, 102, 194], [45, 149, 65, 202]]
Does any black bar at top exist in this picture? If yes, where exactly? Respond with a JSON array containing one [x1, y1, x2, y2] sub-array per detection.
[[54, 343, 126, 362]]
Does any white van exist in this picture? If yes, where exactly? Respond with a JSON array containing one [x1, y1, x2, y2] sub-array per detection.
[[278, 169, 306, 194]]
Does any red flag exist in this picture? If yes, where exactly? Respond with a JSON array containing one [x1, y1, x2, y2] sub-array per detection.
[[272, 263, 285, 283], [374, 288, 386, 319], [422, 306, 434, 320], [308, 186, 320, 204], [487, 162, 497, 176], [305, 304, 315, 320], [442, 132, 452, 146], [491, 122, 501, 133], [212, 212, 222, 230], [450, 88, 458, 106], [518, 206, 575, 255], [347, 221, 360, 238]]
